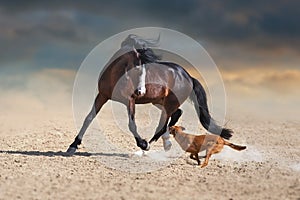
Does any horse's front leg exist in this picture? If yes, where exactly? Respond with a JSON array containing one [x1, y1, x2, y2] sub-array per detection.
[[127, 97, 150, 151], [67, 93, 107, 155]]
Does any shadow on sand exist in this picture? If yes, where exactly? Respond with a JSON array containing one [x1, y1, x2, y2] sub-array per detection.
[[0, 150, 130, 158]]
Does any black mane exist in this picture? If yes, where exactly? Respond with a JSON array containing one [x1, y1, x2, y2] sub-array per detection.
[[137, 48, 161, 64], [121, 34, 161, 64]]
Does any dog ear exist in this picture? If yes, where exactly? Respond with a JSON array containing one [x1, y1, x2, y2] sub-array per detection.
[[180, 126, 186, 131]]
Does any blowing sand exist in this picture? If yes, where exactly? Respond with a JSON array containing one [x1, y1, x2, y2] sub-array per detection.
[[0, 102, 299, 200]]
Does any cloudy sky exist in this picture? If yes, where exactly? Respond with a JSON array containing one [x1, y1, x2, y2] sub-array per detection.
[[0, 0, 299, 119]]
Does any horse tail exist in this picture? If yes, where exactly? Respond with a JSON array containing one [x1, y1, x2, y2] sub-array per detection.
[[189, 78, 233, 140]]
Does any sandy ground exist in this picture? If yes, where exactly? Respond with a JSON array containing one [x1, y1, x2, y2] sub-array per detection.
[[0, 102, 300, 200]]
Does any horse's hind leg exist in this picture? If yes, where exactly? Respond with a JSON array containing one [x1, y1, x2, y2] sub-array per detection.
[[149, 109, 169, 145], [67, 93, 107, 154], [160, 108, 183, 150], [127, 97, 149, 151], [168, 109, 183, 127], [150, 96, 180, 150], [150, 106, 179, 145]]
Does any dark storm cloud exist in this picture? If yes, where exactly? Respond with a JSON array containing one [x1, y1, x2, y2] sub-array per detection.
[[0, 0, 299, 70], [2, 0, 299, 41], [183, 1, 300, 51]]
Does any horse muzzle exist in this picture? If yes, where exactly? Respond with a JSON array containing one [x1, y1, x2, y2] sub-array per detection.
[[137, 86, 146, 96]]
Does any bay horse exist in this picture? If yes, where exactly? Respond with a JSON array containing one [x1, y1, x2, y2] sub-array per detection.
[[67, 34, 233, 154]]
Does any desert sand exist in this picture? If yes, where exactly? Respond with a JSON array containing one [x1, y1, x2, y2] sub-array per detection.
[[0, 99, 299, 200]]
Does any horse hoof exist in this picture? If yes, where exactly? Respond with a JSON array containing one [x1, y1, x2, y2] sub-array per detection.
[[145, 142, 150, 151], [142, 142, 150, 151], [139, 140, 150, 151], [66, 147, 77, 155], [163, 140, 172, 151]]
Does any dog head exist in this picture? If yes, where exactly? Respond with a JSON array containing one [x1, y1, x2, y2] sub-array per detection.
[[169, 126, 186, 136]]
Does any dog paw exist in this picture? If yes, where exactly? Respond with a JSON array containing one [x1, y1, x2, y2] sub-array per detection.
[[200, 163, 208, 168]]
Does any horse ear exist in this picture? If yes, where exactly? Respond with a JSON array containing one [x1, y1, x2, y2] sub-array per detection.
[[133, 46, 140, 58]]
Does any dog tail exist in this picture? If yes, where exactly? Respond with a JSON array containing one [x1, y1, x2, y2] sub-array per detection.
[[224, 141, 246, 151], [190, 77, 233, 140]]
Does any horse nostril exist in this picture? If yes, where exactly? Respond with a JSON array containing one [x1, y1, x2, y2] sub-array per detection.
[[135, 88, 141, 95], [136, 87, 146, 96]]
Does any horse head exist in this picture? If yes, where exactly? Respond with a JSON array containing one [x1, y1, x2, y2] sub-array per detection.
[[120, 34, 160, 96]]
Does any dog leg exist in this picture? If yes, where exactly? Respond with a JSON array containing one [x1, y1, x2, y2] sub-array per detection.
[[189, 154, 197, 161], [190, 154, 195, 160], [201, 145, 221, 168], [195, 153, 201, 165], [200, 154, 210, 168], [188, 153, 200, 165], [201, 148, 213, 168]]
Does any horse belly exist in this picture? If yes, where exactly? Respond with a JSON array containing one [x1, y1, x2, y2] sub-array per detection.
[[135, 97, 163, 105]]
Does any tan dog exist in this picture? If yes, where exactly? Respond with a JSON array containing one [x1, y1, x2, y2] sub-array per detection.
[[169, 126, 246, 168]]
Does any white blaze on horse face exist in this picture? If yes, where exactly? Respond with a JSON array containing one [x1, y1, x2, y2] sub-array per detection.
[[125, 68, 130, 80], [137, 64, 146, 96]]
